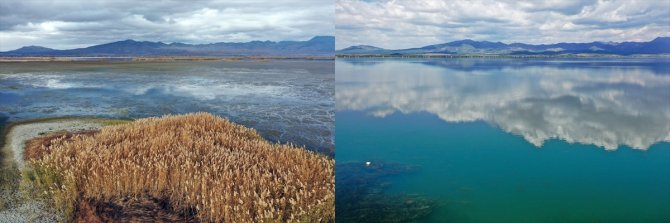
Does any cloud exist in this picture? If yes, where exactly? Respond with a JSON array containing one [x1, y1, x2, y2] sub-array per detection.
[[336, 59, 670, 150], [0, 0, 333, 51], [336, 0, 670, 49]]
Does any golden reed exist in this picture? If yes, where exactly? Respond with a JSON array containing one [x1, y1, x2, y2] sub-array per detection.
[[27, 113, 334, 222]]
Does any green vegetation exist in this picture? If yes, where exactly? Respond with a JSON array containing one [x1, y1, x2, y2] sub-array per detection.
[[92, 118, 131, 126]]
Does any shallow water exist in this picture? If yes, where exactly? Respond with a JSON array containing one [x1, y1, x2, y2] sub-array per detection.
[[336, 58, 670, 222], [0, 60, 334, 155]]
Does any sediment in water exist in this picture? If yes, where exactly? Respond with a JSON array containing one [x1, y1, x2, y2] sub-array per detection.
[[336, 161, 437, 222]]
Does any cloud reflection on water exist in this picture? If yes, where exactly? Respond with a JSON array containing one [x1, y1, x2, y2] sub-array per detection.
[[336, 58, 670, 150], [0, 61, 335, 155]]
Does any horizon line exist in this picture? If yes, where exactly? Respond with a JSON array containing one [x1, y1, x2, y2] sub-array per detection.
[[337, 36, 668, 51], [4, 35, 335, 52]]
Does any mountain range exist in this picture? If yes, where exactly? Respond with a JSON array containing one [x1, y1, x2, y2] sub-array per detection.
[[337, 37, 670, 56], [0, 36, 334, 57]]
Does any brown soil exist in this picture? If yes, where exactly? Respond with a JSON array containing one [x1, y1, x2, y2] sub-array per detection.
[[75, 196, 198, 223]]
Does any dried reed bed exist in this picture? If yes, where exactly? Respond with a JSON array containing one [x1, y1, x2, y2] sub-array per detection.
[[27, 113, 334, 222]]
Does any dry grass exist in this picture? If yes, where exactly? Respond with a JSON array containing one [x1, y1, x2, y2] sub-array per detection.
[[24, 130, 99, 161], [25, 112, 334, 222]]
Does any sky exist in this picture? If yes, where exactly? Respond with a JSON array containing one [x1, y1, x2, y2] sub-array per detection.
[[0, 0, 333, 51], [336, 0, 670, 49]]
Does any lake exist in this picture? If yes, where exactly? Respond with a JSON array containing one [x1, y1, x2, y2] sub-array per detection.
[[0, 60, 334, 155], [335, 58, 670, 222]]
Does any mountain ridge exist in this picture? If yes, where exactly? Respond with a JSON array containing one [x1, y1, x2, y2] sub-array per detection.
[[338, 37, 670, 55], [1, 36, 335, 57]]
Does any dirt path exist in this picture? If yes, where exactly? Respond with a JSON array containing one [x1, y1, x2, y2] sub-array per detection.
[[0, 118, 109, 222], [4, 119, 104, 169]]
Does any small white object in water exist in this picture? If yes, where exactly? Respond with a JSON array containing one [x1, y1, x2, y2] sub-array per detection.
[[365, 161, 371, 166]]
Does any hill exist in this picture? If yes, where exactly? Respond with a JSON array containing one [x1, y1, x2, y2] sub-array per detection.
[[337, 37, 670, 56], [1, 36, 335, 57]]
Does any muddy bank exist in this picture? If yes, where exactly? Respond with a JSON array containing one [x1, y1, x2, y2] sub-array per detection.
[[0, 117, 127, 222], [3, 118, 105, 169]]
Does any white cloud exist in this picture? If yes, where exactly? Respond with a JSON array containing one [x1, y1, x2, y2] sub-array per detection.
[[336, 0, 670, 49], [0, 0, 333, 51]]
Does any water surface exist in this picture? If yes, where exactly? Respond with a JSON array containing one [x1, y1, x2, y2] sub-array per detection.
[[336, 58, 670, 222], [0, 60, 334, 155]]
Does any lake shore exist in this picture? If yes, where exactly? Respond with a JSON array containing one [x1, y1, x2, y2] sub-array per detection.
[[0, 117, 129, 222], [1, 118, 118, 168], [0, 56, 334, 62], [336, 54, 670, 58]]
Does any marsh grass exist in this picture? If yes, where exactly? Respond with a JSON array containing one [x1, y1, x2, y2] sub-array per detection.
[[26, 113, 334, 222], [92, 119, 131, 126]]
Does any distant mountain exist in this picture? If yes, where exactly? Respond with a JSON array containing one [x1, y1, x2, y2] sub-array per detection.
[[338, 45, 387, 54], [9, 46, 56, 54], [337, 37, 670, 55], [0, 36, 335, 57]]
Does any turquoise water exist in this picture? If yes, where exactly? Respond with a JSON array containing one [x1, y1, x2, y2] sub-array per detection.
[[336, 58, 670, 222]]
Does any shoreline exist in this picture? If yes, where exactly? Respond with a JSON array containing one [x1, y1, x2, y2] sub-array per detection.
[[336, 54, 670, 58], [0, 117, 129, 222], [2, 118, 105, 169], [0, 56, 335, 62], [1, 117, 130, 161]]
